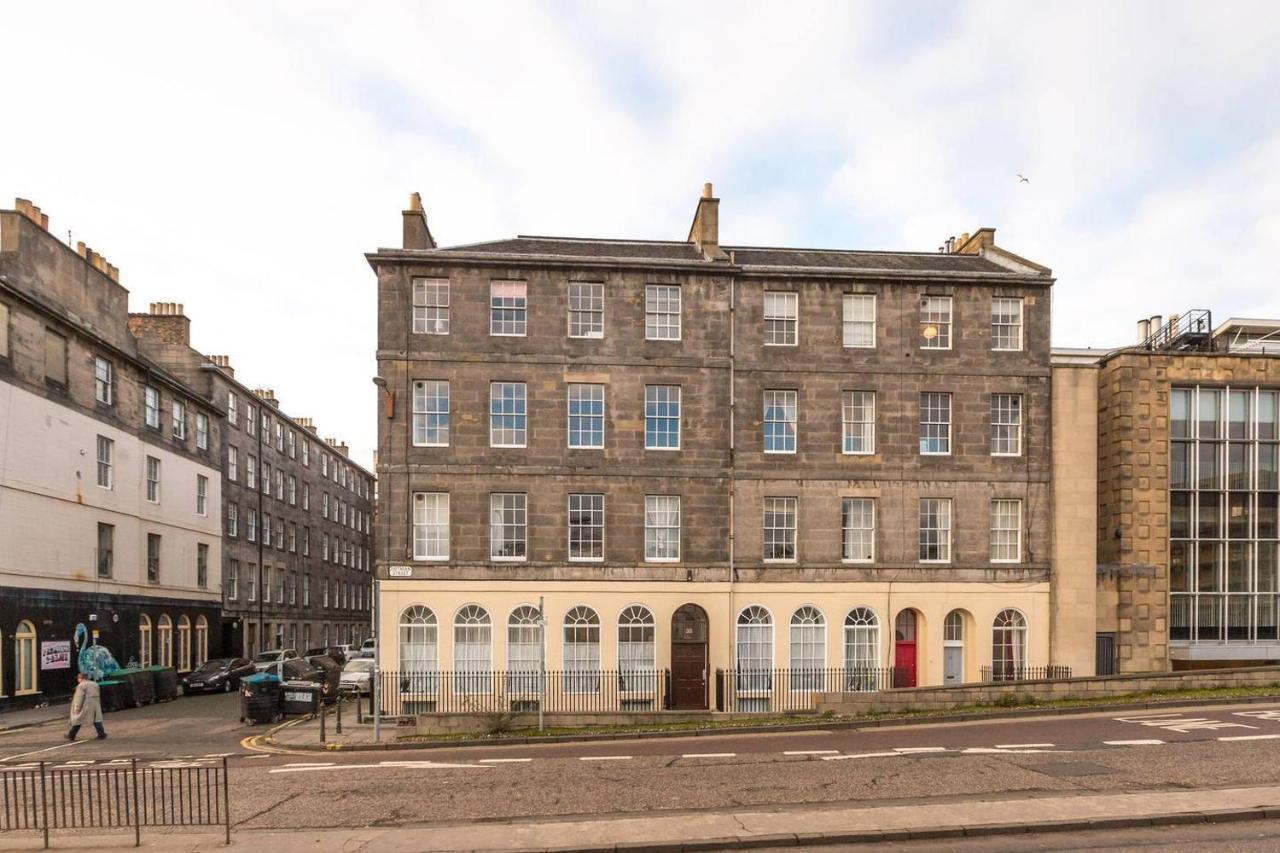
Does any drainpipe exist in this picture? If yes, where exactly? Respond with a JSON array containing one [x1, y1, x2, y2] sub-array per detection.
[[727, 273, 736, 681]]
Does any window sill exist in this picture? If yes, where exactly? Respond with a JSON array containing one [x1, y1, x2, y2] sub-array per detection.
[[841, 450, 875, 456]]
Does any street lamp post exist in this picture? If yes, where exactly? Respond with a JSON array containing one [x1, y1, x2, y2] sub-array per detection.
[[537, 595, 546, 732]]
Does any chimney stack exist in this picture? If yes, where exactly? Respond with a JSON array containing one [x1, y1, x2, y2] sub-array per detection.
[[207, 354, 235, 378], [402, 192, 436, 250], [687, 182, 728, 261], [14, 198, 49, 231], [296, 417, 318, 434], [252, 388, 279, 408], [127, 301, 190, 346]]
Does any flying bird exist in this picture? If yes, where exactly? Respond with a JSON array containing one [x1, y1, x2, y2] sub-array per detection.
[[1017, 174, 1030, 183]]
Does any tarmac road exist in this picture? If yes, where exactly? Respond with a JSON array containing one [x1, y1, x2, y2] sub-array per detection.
[[7, 695, 1280, 834]]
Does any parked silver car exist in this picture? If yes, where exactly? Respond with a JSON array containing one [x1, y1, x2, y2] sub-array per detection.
[[340, 658, 374, 695], [252, 648, 299, 673]]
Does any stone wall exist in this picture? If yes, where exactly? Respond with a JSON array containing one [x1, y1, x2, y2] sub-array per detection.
[[413, 709, 772, 736], [816, 665, 1280, 715]]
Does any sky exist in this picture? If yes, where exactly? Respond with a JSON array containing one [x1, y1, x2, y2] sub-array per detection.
[[4, 2, 1280, 469]]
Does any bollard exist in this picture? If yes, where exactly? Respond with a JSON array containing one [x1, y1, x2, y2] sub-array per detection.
[[319, 702, 326, 743], [336, 692, 343, 735]]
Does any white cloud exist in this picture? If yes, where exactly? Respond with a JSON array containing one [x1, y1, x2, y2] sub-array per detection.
[[3, 1, 1279, 467]]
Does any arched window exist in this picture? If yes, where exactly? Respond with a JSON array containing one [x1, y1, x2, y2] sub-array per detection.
[[992, 609, 1027, 681], [452, 605, 491, 694], [789, 606, 826, 691], [157, 615, 173, 669], [843, 608, 880, 691], [736, 606, 773, 695], [15, 621, 37, 695], [195, 616, 208, 667], [618, 605, 655, 692], [177, 616, 192, 672], [563, 606, 601, 693], [399, 606, 438, 673], [507, 606, 543, 692], [944, 610, 964, 643], [138, 615, 152, 668]]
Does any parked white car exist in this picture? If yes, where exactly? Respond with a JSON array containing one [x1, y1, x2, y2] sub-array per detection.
[[252, 648, 299, 672], [340, 658, 374, 695]]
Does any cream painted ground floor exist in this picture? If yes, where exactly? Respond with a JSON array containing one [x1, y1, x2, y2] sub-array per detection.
[[376, 581, 1054, 710]]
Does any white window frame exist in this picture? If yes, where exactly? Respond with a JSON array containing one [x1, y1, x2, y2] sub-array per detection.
[[562, 606, 602, 693], [227, 503, 238, 538], [144, 387, 161, 430], [919, 392, 952, 456], [789, 606, 826, 692], [195, 413, 209, 450], [644, 385, 681, 451], [489, 280, 527, 337], [96, 435, 113, 489], [920, 295, 953, 350], [991, 297, 1024, 351], [568, 281, 604, 339], [763, 496, 797, 563], [842, 293, 876, 349], [645, 284, 681, 341], [94, 357, 113, 405], [489, 382, 528, 448], [412, 492, 450, 561], [644, 495, 681, 562], [412, 380, 450, 447], [145, 456, 161, 504], [841, 497, 875, 563], [567, 493, 605, 562], [763, 389, 798, 454], [763, 291, 798, 346], [991, 393, 1023, 457], [919, 498, 953, 564], [413, 278, 450, 335], [171, 401, 186, 440], [227, 393, 238, 426], [567, 383, 605, 449], [990, 498, 1023, 563], [841, 390, 875, 455], [490, 493, 527, 561], [197, 475, 208, 516]]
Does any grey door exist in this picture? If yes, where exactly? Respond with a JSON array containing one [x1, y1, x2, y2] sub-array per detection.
[[943, 646, 963, 684]]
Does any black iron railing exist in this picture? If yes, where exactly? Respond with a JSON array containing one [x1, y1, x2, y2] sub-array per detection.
[[0, 758, 230, 848], [377, 669, 669, 716], [716, 667, 899, 713], [980, 665, 1072, 683]]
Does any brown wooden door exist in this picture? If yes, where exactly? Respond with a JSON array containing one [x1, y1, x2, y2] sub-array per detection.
[[670, 604, 709, 710], [671, 642, 707, 710]]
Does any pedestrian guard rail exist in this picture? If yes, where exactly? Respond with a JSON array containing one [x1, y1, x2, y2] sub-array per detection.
[[0, 758, 230, 848], [979, 665, 1073, 683]]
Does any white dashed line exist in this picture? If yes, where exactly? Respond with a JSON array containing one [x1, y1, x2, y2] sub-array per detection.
[[579, 755, 632, 761], [202, 753, 234, 758], [994, 743, 1054, 749], [1218, 734, 1280, 742], [478, 758, 533, 764], [961, 747, 1059, 754], [1, 740, 87, 762], [283, 762, 334, 767], [1104, 739, 1165, 746], [894, 747, 947, 753], [681, 753, 735, 759], [784, 750, 839, 756]]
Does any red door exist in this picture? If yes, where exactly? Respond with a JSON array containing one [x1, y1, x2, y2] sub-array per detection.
[[894, 610, 918, 688]]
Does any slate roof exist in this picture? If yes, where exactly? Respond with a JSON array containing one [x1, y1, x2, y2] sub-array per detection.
[[439, 236, 1018, 274]]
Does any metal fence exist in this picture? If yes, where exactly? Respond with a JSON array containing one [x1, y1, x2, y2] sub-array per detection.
[[0, 759, 230, 848], [716, 667, 899, 713], [377, 669, 669, 716], [980, 665, 1073, 683]]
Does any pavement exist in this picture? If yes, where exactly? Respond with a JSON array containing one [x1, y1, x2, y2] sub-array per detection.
[[0, 702, 67, 732], [3, 784, 1280, 851]]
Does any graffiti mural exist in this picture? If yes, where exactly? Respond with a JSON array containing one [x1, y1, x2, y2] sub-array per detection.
[[75, 623, 121, 681]]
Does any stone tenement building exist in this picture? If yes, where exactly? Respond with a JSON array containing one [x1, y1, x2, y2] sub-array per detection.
[[130, 307, 376, 658], [370, 186, 1083, 709], [0, 200, 222, 708], [1087, 313, 1280, 673]]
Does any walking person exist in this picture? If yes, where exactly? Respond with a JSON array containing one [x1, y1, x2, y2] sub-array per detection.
[[66, 672, 107, 741]]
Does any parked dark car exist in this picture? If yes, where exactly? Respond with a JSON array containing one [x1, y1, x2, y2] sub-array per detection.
[[304, 646, 348, 666], [182, 658, 256, 694]]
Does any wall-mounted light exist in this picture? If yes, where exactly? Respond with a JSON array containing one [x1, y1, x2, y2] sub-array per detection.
[[372, 376, 395, 419]]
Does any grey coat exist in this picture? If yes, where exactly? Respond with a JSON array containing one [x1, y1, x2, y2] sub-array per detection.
[[69, 680, 103, 726]]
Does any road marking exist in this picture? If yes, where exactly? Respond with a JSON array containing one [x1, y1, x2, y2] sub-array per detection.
[[1218, 734, 1280, 742], [1234, 711, 1280, 721], [478, 758, 533, 764], [994, 743, 1054, 749], [1, 740, 87, 763], [961, 747, 1060, 754], [1114, 713, 1258, 733], [681, 753, 735, 759], [246, 754, 271, 760], [784, 750, 839, 756], [269, 761, 488, 774], [282, 762, 334, 767], [202, 753, 234, 758], [1104, 739, 1164, 746], [579, 755, 631, 761], [894, 747, 947, 753], [823, 751, 902, 761]]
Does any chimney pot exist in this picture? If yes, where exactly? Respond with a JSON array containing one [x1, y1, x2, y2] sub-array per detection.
[[1138, 319, 1151, 343], [702, 182, 713, 199]]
